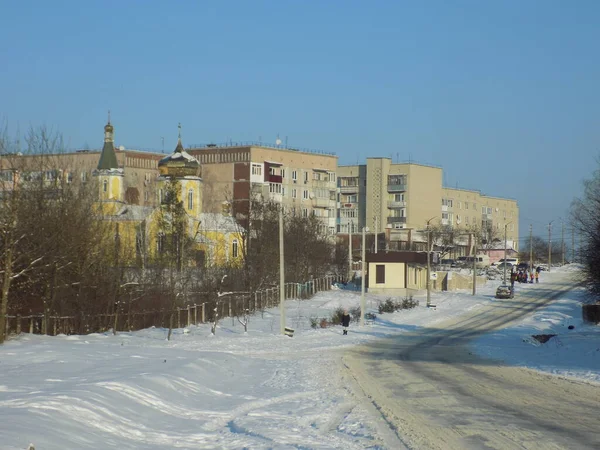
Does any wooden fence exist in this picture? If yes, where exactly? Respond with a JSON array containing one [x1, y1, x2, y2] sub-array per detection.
[[4, 275, 343, 339]]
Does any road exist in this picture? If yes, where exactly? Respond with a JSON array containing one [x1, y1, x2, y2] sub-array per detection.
[[342, 274, 600, 450]]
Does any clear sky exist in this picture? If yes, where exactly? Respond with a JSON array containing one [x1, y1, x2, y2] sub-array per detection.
[[1, 0, 599, 241]]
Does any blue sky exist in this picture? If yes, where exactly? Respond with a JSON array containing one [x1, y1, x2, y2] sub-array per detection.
[[1, 0, 599, 240]]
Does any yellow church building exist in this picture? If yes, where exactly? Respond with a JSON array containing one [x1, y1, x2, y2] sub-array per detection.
[[93, 117, 244, 268]]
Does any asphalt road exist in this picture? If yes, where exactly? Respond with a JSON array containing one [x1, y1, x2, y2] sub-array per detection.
[[343, 274, 600, 450]]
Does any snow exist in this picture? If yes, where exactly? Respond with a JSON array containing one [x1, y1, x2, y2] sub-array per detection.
[[0, 265, 597, 449]]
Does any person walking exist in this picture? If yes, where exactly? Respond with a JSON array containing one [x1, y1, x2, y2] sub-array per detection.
[[510, 270, 516, 289], [535, 271, 539, 283], [341, 310, 351, 335]]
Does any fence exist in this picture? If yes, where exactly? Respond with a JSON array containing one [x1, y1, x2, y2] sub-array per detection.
[[3, 275, 343, 339]]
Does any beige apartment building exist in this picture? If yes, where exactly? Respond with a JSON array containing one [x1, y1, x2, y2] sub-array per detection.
[[0, 147, 164, 207], [188, 143, 338, 234], [338, 157, 519, 251]]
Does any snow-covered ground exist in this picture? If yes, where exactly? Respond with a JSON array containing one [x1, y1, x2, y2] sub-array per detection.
[[0, 266, 596, 449]]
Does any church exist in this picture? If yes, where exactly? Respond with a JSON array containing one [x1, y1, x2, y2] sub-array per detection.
[[93, 116, 244, 268]]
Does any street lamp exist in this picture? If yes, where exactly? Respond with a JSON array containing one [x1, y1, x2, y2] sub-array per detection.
[[425, 216, 437, 307], [503, 221, 512, 285], [548, 220, 554, 272]]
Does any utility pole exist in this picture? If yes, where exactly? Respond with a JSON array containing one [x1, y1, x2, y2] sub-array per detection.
[[375, 216, 378, 254], [279, 206, 285, 335], [503, 222, 512, 284], [348, 220, 353, 282], [426, 216, 437, 307], [561, 222, 565, 266], [528, 223, 533, 270], [360, 227, 366, 326], [548, 221, 553, 272], [572, 227, 575, 262], [472, 233, 477, 296]]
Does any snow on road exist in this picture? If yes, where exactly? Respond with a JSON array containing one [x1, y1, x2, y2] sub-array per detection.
[[0, 265, 597, 449]]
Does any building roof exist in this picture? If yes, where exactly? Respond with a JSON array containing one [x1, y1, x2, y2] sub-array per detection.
[[158, 124, 200, 177], [97, 120, 119, 170], [199, 213, 243, 233], [366, 251, 428, 264]]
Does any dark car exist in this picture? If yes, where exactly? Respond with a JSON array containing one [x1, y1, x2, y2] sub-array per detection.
[[517, 262, 530, 271], [495, 284, 514, 299]]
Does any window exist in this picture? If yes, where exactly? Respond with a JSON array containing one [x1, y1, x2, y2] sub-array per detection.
[[66, 172, 73, 184], [376, 265, 385, 284], [303, 190, 309, 200], [81, 171, 88, 183], [103, 179, 108, 192], [292, 170, 297, 181], [269, 183, 282, 193], [157, 232, 166, 254], [394, 193, 404, 202], [292, 188, 297, 198], [232, 239, 239, 258], [0, 170, 12, 182], [251, 164, 262, 176], [302, 208, 308, 217], [465, 202, 469, 210], [188, 189, 193, 210], [328, 172, 336, 183], [304, 171, 309, 182], [281, 169, 286, 179]]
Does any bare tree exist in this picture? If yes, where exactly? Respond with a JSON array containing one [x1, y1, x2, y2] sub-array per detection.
[[571, 162, 600, 294]]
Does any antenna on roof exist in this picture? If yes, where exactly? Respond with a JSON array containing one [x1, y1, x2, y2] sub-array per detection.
[[275, 134, 282, 146]]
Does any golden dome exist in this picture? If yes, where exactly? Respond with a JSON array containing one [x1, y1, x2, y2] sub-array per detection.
[[158, 135, 200, 178]]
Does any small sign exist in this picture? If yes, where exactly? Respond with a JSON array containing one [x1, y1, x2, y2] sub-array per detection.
[[430, 273, 438, 280], [284, 327, 295, 337]]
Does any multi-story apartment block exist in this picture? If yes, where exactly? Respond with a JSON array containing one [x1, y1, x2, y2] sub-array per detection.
[[188, 143, 338, 234], [338, 157, 519, 250]]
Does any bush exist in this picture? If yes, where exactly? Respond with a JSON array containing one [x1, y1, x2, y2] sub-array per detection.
[[331, 307, 345, 325], [319, 318, 329, 328], [309, 317, 319, 329], [378, 295, 419, 314], [349, 306, 362, 322]]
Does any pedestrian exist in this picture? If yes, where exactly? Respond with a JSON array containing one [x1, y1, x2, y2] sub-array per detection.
[[510, 270, 516, 289], [341, 309, 351, 335], [535, 271, 539, 283], [530, 272, 534, 284]]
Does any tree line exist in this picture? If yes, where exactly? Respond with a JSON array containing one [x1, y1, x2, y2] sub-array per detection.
[[0, 127, 344, 343]]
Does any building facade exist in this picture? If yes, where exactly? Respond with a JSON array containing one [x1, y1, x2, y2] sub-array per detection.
[[338, 157, 519, 251], [188, 144, 338, 234]]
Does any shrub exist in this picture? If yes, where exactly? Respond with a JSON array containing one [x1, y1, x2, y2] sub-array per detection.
[[309, 317, 319, 329], [319, 318, 329, 328], [349, 306, 362, 322], [378, 295, 419, 314], [331, 307, 345, 325]]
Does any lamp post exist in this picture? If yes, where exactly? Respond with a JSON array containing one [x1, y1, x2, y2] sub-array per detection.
[[360, 226, 368, 326], [548, 220, 554, 272], [279, 205, 285, 335], [503, 222, 512, 285], [426, 216, 437, 307], [348, 220, 353, 282]]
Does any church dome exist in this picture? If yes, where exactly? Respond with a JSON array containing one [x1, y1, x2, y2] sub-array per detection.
[[158, 125, 200, 178]]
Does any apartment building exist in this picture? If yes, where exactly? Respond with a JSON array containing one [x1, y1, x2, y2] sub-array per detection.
[[338, 158, 442, 233], [188, 143, 338, 234], [338, 157, 519, 250]]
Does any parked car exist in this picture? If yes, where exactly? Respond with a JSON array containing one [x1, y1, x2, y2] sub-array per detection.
[[496, 258, 519, 267], [495, 284, 514, 299], [495, 262, 514, 272], [441, 258, 457, 267], [517, 262, 530, 271]]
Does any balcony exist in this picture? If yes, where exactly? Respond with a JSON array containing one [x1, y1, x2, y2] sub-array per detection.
[[313, 198, 333, 208], [267, 192, 282, 203], [387, 200, 406, 209], [387, 216, 407, 224], [387, 184, 406, 192], [266, 174, 282, 183], [339, 184, 359, 194]]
